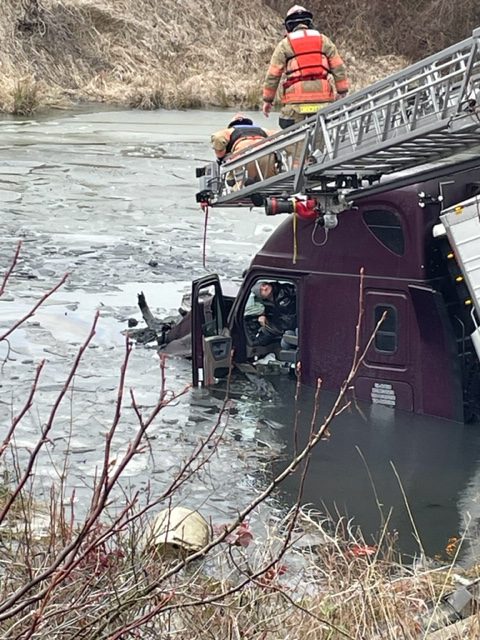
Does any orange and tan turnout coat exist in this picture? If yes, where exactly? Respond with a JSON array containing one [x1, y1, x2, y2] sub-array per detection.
[[263, 26, 349, 111], [211, 124, 277, 184], [211, 124, 273, 161]]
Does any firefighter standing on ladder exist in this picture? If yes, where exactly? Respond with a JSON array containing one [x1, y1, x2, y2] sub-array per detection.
[[262, 5, 349, 129]]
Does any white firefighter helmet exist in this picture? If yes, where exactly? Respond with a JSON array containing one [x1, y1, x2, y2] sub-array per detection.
[[285, 5, 313, 31]]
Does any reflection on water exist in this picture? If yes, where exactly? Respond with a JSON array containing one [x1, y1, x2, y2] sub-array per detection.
[[256, 376, 480, 559]]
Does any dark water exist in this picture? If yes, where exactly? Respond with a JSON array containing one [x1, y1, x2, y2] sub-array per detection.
[[1, 106, 480, 561], [256, 376, 480, 560]]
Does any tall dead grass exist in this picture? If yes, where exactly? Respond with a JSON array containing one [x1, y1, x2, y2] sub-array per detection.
[[1, 0, 478, 113], [267, 0, 480, 59], [0, 0, 279, 113], [0, 0, 408, 114]]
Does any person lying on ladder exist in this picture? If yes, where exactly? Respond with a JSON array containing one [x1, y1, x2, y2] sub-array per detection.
[[210, 113, 277, 190], [262, 5, 349, 130]]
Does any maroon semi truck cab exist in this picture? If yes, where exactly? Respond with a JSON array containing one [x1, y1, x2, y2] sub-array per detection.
[[192, 168, 480, 422], [192, 29, 480, 422]]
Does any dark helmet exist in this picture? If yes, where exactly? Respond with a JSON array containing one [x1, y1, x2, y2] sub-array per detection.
[[284, 5, 313, 32], [228, 112, 254, 128]]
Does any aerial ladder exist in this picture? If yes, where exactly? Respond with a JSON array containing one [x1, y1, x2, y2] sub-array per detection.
[[196, 27, 480, 355], [197, 27, 480, 214]]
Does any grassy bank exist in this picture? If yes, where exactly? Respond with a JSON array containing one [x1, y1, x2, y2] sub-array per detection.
[[1, 0, 408, 115]]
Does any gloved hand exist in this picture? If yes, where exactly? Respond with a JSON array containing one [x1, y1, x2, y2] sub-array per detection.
[[262, 101, 273, 117]]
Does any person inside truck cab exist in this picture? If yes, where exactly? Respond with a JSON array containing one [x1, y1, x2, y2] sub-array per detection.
[[210, 113, 277, 189], [262, 5, 349, 130], [251, 281, 297, 347]]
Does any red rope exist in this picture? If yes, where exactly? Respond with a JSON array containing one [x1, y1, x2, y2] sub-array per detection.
[[201, 202, 209, 268]]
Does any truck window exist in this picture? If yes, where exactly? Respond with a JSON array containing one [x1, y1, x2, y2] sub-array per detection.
[[363, 209, 405, 256], [243, 279, 297, 356]]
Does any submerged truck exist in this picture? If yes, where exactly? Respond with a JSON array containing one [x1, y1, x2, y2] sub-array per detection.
[[189, 29, 480, 423]]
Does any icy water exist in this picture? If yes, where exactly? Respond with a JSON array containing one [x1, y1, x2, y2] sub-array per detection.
[[1, 107, 480, 561]]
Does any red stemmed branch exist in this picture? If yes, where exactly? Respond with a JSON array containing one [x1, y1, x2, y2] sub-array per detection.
[[0, 240, 22, 297], [89, 269, 373, 638], [0, 343, 233, 631], [0, 312, 99, 527], [0, 261, 381, 639], [0, 341, 193, 623], [0, 272, 69, 342], [0, 360, 45, 457]]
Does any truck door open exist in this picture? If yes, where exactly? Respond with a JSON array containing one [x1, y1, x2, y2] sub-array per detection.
[[191, 275, 232, 387]]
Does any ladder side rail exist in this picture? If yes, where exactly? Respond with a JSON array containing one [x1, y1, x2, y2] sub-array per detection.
[[325, 63, 471, 136], [320, 67, 475, 162], [319, 50, 474, 136], [304, 116, 480, 178], [214, 170, 297, 206], [200, 30, 480, 206], [455, 28, 480, 115], [344, 154, 480, 202], [303, 43, 477, 166], [310, 54, 471, 147], [312, 32, 476, 124], [290, 36, 477, 169]]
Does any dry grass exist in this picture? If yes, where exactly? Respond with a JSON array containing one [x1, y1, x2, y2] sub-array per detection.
[[0, 1, 477, 113], [2, 496, 479, 639], [0, 0, 407, 114], [266, 0, 480, 59]]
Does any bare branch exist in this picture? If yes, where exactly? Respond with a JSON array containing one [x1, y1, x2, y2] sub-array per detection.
[[0, 240, 22, 297]]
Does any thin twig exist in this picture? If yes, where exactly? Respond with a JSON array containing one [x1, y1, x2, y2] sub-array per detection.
[[0, 272, 69, 342], [0, 240, 22, 297]]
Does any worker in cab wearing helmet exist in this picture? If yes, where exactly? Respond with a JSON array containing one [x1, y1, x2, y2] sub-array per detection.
[[262, 5, 349, 129], [211, 113, 277, 189]]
